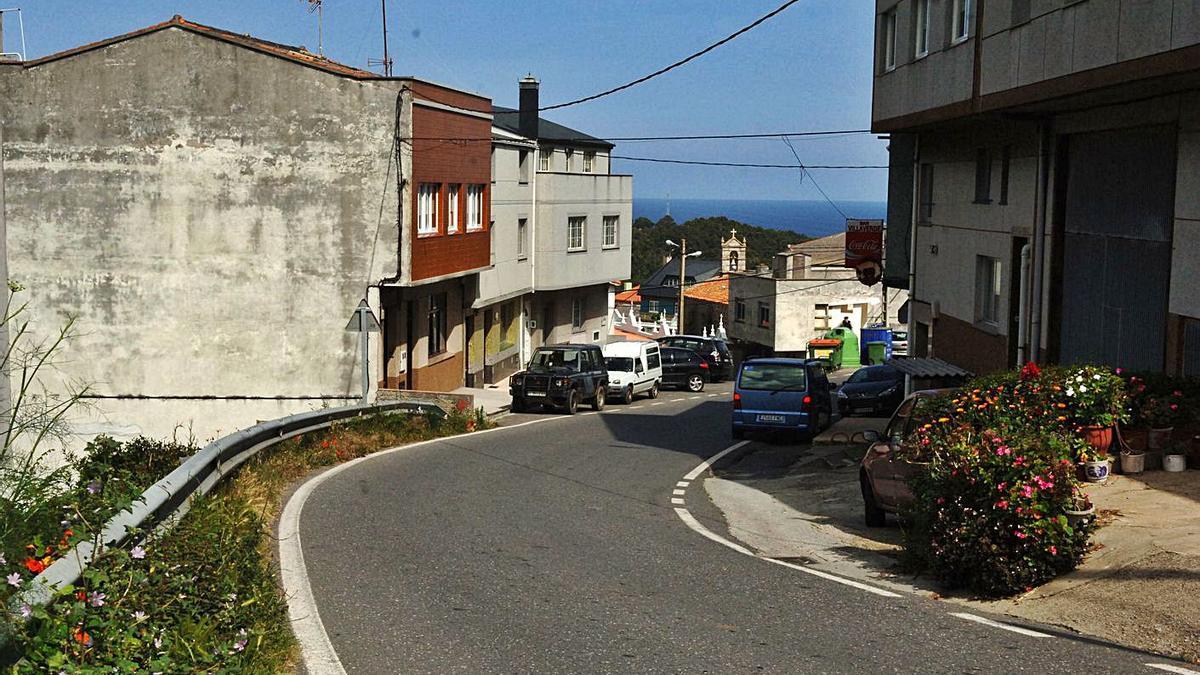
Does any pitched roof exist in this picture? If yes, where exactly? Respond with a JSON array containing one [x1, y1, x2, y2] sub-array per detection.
[[793, 232, 845, 266], [612, 325, 655, 341], [684, 276, 729, 305], [615, 286, 642, 304], [22, 15, 383, 79], [639, 258, 723, 300], [492, 106, 614, 149]]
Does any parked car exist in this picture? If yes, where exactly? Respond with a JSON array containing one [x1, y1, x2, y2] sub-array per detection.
[[655, 335, 733, 382], [837, 365, 906, 417], [602, 341, 663, 404], [859, 390, 949, 526], [891, 330, 909, 357], [509, 344, 608, 415], [659, 346, 709, 392], [731, 358, 834, 441]]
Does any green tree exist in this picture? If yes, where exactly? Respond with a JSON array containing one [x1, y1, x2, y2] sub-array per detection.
[[630, 215, 811, 284]]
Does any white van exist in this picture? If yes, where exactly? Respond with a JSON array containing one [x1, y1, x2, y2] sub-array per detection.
[[602, 341, 663, 404]]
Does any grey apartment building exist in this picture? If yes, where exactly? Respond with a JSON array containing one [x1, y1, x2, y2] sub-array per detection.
[[873, 0, 1200, 376]]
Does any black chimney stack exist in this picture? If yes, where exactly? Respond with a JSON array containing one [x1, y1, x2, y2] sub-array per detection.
[[519, 75, 539, 140]]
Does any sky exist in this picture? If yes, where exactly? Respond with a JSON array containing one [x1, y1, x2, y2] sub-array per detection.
[[10, 1, 887, 202]]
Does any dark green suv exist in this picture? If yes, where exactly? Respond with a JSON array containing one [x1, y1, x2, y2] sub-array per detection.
[[510, 344, 609, 415]]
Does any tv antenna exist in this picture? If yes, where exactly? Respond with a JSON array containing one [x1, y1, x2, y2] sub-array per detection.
[[305, 0, 324, 56], [367, 0, 394, 76]]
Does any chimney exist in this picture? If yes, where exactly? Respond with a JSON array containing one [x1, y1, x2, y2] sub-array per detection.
[[519, 75, 539, 140]]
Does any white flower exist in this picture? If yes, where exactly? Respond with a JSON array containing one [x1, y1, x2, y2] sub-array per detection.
[[1066, 388, 1075, 397], [0, 552, 6, 565], [1093, 374, 1101, 380], [1079, 385, 1088, 393], [19, 604, 32, 618], [133, 610, 147, 622], [6, 572, 21, 587], [130, 545, 146, 560]]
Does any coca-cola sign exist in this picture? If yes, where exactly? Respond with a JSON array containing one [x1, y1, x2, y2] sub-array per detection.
[[844, 219, 883, 269]]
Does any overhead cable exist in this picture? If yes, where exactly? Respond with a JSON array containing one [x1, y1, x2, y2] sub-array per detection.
[[612, 156, 886, 169]]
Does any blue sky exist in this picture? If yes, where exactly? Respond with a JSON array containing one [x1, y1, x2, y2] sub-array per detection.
[[13, 1, 886, 202]]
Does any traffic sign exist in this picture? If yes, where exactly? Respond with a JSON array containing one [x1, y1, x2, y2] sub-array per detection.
[[345, 299, 381, 333]]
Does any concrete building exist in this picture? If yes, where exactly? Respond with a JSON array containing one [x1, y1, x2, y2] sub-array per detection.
[[873, 0, 1200, 376], [0, 17, 497, 444], [728, 233, 906, 358]]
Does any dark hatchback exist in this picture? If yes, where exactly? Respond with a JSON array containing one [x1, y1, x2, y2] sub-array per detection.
[[655, 335, 733, 382], [659, 346, 709, 392], [837, 365, 906, 417]]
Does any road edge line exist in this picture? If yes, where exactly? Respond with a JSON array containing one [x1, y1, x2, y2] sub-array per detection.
[[949, 612, 1052, 638]]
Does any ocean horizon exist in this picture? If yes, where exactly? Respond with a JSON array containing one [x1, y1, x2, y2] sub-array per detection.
[[634, 197, 887, 238]]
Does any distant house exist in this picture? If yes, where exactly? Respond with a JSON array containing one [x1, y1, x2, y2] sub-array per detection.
[[638, 257, 722, 318]]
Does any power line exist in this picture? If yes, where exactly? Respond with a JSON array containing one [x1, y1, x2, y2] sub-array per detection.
[[613, 156, 886, 169], [606, 130, 872, 141], [539, 0, 805, 111], [782, 136, 849, 220]]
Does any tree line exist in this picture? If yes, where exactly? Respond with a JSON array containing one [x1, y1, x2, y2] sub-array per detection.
[[630, 215, 811, 284]]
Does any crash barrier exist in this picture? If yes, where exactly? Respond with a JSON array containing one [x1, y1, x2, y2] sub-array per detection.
[[13, 400, 445, 611]]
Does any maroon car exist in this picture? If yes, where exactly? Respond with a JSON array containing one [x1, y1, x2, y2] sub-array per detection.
[[859, 390, 950, 526]]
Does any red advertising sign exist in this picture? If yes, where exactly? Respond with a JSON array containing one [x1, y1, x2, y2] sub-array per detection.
[[844, 219, 884, 268]]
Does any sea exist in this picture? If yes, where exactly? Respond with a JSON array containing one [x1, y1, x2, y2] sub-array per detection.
[[634, 198, 888, 239]]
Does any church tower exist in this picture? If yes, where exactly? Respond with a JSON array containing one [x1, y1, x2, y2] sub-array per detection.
[[720, 228, 747, 275]]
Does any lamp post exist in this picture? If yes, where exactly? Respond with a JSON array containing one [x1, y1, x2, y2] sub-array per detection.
[[666, 239, 702, 335]]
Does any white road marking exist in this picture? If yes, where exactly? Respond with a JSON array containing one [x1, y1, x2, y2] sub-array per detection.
[[950, 613, 1052, 638], [683, 441, 748, 481], [675, 481, 689, 488], [688, 395, 701, 400], [1147, 664, 1200, 674], [672, 489, 686, 496], [651, 402, 665, 406], [671, 497, 685, 505]]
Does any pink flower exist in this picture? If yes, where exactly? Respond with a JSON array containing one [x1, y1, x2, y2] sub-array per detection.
[[995, 500, 1009, 509], [1013, 455, 1026, 466], [1020, 485, 1035, 498], [1015, 531, 1028, 539], [936, 497, 946, 505], [997, 482, 1008, 491], [130, 545, 146, 560], [1049, 546, 1058, 555], [995, 445, 1012, 456]]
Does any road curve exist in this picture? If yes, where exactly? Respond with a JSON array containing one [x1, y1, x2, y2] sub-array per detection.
[[291, 386, 1179, 674]]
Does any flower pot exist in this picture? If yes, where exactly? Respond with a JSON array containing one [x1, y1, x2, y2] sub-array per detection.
[[1163, 453, 1187, 472], [1148, 427, 1174, 450], [1083, 459, 1110, 482], [1144, 449, 1164, 471], [1122, 428, 1149, 453], [1064, 504, 1096, 530], [1120, 451, 1145, 475], [1081, 425, 1114, 453]]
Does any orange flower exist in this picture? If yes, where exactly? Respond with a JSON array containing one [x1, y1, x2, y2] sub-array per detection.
[[72, 627, 92, 647], [23, 558, 45, 574]]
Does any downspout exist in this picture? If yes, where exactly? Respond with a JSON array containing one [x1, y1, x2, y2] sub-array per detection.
[[529, 140, 538, 354], [1029, 120, 1051, 363], [906, 134, 920, 395], [1017, 243, 1031, 365]]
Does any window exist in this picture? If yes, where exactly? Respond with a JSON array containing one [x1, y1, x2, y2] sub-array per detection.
[[729, 250, 739, 272], [446, 184, 461, 234], [918, 163, 934, 223], [466, 185, 484, 231], [539, 148, 552, 172], [519, 150, 530, 183], [999, 145, 1011, 205], [517, 217, 528, 260], [647, 349, 661, 370], [571, 298, 584, 328], [735, 299, 746, 322], [568, 216, 586, 251], [583, 152, 595, 173], [882, 9, 898, 72], [913, 0, 930, 58], [974, 149, 992, 203], [975, 256, 1001, 325], [952, 0, 972, 43], [565, 149, 575, 172], [758, 302, 771, 328], [602, 215, 618, 248], [418, 183, 440, 235], [428, 292, 448, 357], [664, 275, 679, 287]]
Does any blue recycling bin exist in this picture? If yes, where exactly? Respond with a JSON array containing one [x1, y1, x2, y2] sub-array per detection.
[[860, 326, 892, 364]]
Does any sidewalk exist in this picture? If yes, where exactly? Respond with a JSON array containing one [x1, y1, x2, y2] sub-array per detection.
[[453, 379, 512, 417], [705, 442, 1200, 663]]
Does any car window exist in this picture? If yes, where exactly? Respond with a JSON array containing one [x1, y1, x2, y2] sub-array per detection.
[[905, 395, 941, 437], [646, 348, 661, 370], [738, 363, 806, 391], [635, 360, 644, 374], [530, 349, 579, 372], [885, 398, 916, 442], [847, 366, 899, 384], [606, 357, 634, 372], [660, 349, 675, 365]]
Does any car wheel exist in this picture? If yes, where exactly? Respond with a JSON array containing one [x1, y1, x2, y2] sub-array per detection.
[[511, 397, 525, 413], [732, 427, 745, 440], [622, 386, 634, 405], [564, 390, 578, 415], [592, 386, 606, 411], [648, 382, 660, 399], [687, 374, 705, 392], [861, 474, 886, 527]]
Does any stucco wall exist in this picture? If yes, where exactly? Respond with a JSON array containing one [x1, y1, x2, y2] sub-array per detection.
[[477, 139, 533, 305], [534, 172, 632, 291], [0, 28, 402, 442]]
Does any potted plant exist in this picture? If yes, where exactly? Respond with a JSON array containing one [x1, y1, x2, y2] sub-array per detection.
[[1163, 444, 1188, 472], [1141, 390, 1183, 450], [1065, 367, 1127, 452], [1119, 446, 1145, 474], [1064, 490, 1095, 530]]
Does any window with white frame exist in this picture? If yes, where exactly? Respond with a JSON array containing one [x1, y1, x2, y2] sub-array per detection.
[[602, 215, 618, 248], [583, 152, 595, 173], [571, 298, 584, 329], [517, 217, 528, 260], [952, 0, 972, 43], [568, 216, 586, 251], [882, 8, 897, 72], [975, 256, 1001, 325], [914, 0, 930, 58], [466, 185, 484, 231], [539, 148, 552, 171], [418, 183, 440, 236], [446, 184, 461, 234], [565, 149, 575, 172]]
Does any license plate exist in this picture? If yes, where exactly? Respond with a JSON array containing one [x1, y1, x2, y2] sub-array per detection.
[[756, 414, 786, 423], [527, 392, 546, 397]]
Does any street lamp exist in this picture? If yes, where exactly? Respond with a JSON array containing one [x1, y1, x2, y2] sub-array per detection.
[[666, 239, 702, 335]]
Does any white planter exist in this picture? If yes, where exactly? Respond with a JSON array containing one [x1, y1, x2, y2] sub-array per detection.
[[1163, 454, 1187, 472]]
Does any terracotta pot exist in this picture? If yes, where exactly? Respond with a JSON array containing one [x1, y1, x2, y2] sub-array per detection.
[[1148, 427, 1174, 450], [1081, 425, 1113, 453], [1120, 451, 1145, 475], [1083, 459, 1110, 483], [1122, 428, 1149, 453]]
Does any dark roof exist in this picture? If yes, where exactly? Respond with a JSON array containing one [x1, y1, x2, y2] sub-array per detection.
[[492, 106, 614, 149], [639, 258, 723, 300], [886, 358, 973, 378]]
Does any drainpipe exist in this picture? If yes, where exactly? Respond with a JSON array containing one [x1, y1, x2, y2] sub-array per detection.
[[1029, 121, 1051, 364], [1017, 243, 1031, 365], [906, 134, 920, 395]]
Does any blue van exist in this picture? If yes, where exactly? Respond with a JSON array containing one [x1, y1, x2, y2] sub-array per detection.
[[731, 358, 835, 440]]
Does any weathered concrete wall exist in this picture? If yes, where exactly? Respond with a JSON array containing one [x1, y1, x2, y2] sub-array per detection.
[[0, 27, 402, 444]]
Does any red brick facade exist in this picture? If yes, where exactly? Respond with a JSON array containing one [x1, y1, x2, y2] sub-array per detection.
[[410, 101, 491, 282]]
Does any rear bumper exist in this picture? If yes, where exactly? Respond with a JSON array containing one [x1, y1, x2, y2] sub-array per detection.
[[731, 409, 815, 433]]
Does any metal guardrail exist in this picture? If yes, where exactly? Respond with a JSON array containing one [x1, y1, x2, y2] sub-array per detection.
[[14, 400, 443, 610]]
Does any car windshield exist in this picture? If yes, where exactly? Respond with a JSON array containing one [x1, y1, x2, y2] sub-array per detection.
[[738, 363, 806, 392], [847, 367, 899, 384], [605, 357, 634, 372], [893, 331, 909, 341], [529, 349, 580, 373]]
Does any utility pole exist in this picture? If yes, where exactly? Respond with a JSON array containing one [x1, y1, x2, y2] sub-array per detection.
[[678, 238, 688, 335]]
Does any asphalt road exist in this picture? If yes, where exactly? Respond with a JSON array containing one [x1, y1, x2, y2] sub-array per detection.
[[298, 383, 1184, 674]]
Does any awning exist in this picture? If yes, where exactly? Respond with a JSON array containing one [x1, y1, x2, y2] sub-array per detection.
[[886, 357, 972, 379]]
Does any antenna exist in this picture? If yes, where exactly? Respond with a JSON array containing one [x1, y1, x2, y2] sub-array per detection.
[[367, 0, 394, 76], [305, 0, 323, 56]]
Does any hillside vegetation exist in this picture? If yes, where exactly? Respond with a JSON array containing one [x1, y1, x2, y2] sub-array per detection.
[[631, 215, 810, 284]]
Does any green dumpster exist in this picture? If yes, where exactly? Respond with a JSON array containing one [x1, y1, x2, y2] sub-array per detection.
[[866, 341, 888, 365], [807, 338, 843, 371], [824, 328, 861, 368]]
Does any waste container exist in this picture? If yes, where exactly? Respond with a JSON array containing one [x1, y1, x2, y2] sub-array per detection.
[[824, 328, 860, 368], [866, 341, 888, 365], [860, 326, 893, 363], [807, 338, 843, 371]]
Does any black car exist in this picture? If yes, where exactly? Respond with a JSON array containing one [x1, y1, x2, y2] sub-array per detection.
[[660, 347, 709, 392], [655, 335, 733, 382], [510, 344, 608, 415], [837, 365, 906, 417]]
